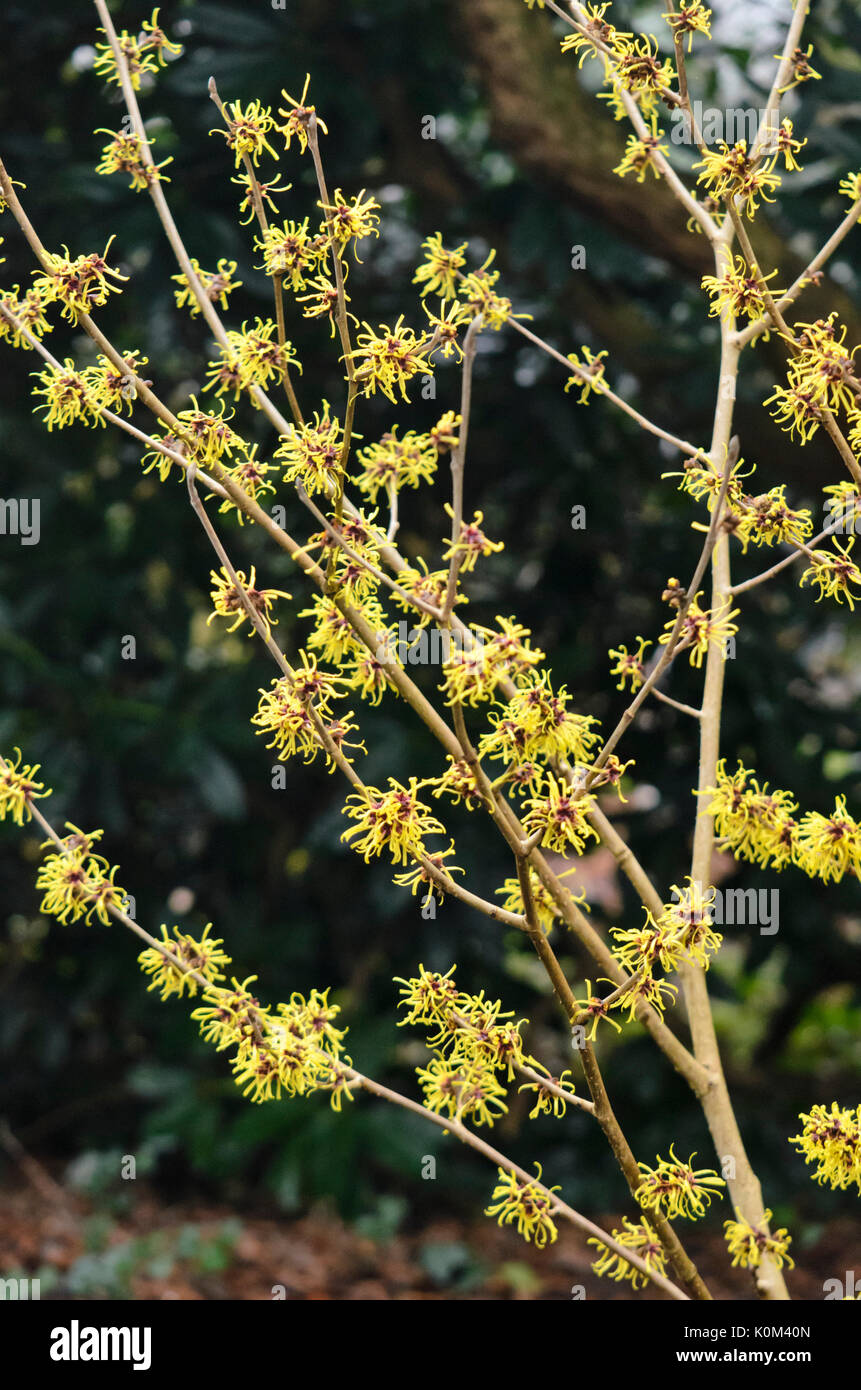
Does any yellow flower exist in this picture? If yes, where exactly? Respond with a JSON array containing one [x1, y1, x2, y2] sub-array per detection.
[[413, 232, 468, 300], [36, 831, 127, 927], [172, 259, 241, 316], [589, 1216, 667, 1290], [523, 773, 599, 856], [662, 2, 712, 51], [701, 255, 784, 328], [349, 316, 434, 403], [95, 128, 172, 191], [485, 1164, 560, 1248], [614, 123, 668, 182], [278, 75, 328, 154], [207, 565, 291, 641], [694, 140, 781, 218], [777, 43, 821, 94], [256, 219, 325, 291], [794, 795, 861, 884], [636, 1146, 726, 1220], [40, 241, 127, 322], [724, 1209, 795, 1270], [276, 404, 344, 496], [138, 923, 231, 1001], [660, 593, 739, 668], [799, 539, 861, 611], [608, 636, 652, 692], [564, 346, 608, 403], [341, 779, 446, 866], [790, 1102, 861, 1193], [213, 99, 279, 168], [0, 748, 51, 825], [355, 426, 438, 503], [442, 506, 504, 574], [93, 9, 182, 90], [417, 1054, 508, 1127], [32, 359, 103, 431], [319, 188, 380, 256]]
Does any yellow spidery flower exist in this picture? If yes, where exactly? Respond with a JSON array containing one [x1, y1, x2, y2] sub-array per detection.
[[0, 282, 54, 349], [0, 748, 51, 825], [213, 99, 279, 168], [32, 359, 103, 431], [777, 44, 821, 94], [636, 1146, 726, 1220], [694, 140, 781, 218], [278, 75, 328, 154], [417, 1054, 508, 1127], [442, 506, 504, 574], [724, 1208, 795, 1270], [138, 923, 231, 1001], [207, 565, 291, 641], [799, 539, 861, 611], [485, 1165, 560, 1248], [172, 258, 241, 316], [428, 757, 488, 813], [231, 171, 292, 226], [191, 976, 267, 1051], [93, 8, 182, 89], [95, 128, 172, 191], [794, 795, 860, 884], [608, 636, 652, 692], [660, 593, 739, 668], [341, 779, 446, 866], [457, 250, 523, 330], [40, 242, 127, 322], [789, 1103, 861, 1193], [413, 232, 468, 300], [614, 122, 668, 182], [36, 829, 127, 927], [662, 2, 712, 51], [560, 5, 625, 70], [257, 218, 326, 291], [701, 255, 784, 328], [318, 188, 380, 257], [838, 170, 861, 219], [519, 1069, 579, 1119], [276, 404, 344, 496], [572, 978, 624, 1041], [355, 426, 438, 503], [349, 317, 434, 403], [564, 346, 609, 403], [394, 963, 461, 1026], [523, 773, 599, 855], [732, 486, 813, 552], [589, 1216, 667, 1290]]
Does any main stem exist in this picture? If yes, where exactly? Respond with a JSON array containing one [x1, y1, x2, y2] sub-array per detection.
[[683, 243, 789, 1300]]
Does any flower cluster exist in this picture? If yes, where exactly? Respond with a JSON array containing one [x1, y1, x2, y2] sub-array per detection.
[[702, 760, 860, 882], [0, 748, 51, 825], [36, 826, 127, 927], [588, 1216, 668, 1290], [138, 923, 231, 1001], [723, 1209, 795, 1271], [789, 1103, 861, 1194], [342, 780, 448, 866], [485, 1165, 560, 1248], [93, 8, 182, 91], [636, 1146, 726, 1220]]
